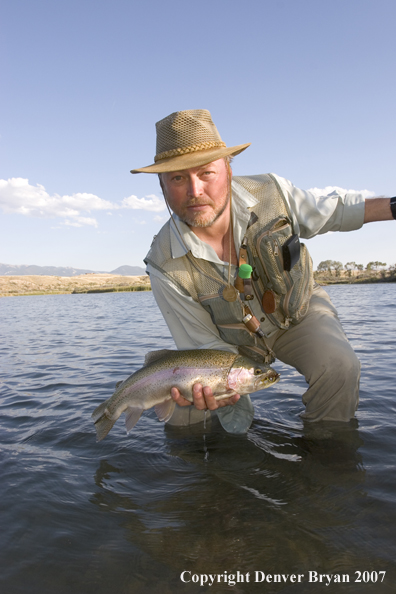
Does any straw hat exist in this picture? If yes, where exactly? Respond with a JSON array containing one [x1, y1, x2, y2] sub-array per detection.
[[130, 109, 250, 174]]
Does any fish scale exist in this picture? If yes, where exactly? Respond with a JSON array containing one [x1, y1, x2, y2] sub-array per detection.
[[92, 349, 280, 441]]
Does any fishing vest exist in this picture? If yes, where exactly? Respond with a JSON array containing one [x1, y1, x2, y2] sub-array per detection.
[[145, 174, 314, 362]]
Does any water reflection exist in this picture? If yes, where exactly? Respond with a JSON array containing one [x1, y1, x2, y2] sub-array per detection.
[[1, 287, 396, 594], [89, 416, 390, 594]]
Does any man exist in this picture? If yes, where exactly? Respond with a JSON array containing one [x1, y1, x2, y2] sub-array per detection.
[[131, 109, 395, 434]]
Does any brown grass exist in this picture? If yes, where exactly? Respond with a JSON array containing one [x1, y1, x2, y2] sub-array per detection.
[[0, 274, 151, 297]]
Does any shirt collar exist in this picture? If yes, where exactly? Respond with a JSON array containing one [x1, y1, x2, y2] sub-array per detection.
[[169, 178, 259, 262]]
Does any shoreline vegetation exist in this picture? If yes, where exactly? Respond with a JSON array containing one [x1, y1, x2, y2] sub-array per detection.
[[314, 269, 396, 285], [315, 260, 396, 285], [0, 269, 394, 297], [0, 274, 151, 297], [316, 277, 396, 285]]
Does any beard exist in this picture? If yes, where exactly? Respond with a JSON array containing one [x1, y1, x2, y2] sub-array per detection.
[[179, 194, 230, 228], [159, 166, 231, 229]]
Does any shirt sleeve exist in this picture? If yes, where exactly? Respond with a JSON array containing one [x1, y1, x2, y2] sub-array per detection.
[[147, 264, 239, 353], [272, 173, 366, 239]]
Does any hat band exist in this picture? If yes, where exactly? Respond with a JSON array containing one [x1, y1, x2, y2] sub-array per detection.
[[154, 140, 227, 163]]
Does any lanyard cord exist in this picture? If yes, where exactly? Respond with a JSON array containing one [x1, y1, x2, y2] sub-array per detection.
[[161, 172, 274, 360]]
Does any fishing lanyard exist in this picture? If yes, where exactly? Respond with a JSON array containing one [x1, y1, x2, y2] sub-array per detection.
[[162, 167, 273, 353]]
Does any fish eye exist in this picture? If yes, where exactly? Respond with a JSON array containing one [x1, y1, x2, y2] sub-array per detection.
[[254, 368, 262, 375]]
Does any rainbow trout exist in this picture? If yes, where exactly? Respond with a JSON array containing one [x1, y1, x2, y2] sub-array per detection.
[[92, 349, 279, 441]]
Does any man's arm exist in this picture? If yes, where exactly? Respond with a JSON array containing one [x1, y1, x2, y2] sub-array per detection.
[[274, 174, 366, 237], [275, 174, 394, 236], [364, 197, 395, 223]]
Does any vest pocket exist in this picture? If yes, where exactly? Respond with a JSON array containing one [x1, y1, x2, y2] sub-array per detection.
[[199, 295, 258, 347], [283, 245, 313, 321], [254, 221, 292, 295]]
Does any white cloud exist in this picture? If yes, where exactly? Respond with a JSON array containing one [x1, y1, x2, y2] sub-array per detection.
[[121, 193, 166, 212], [63, 217, 99, 228], [0, 178, 111, 226], [0, 178, 166, 227], [307, 185, 376, 199], [1, 178, 377, 231]]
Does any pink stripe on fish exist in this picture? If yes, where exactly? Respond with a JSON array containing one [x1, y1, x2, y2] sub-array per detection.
[[226, 367, 254, 391]]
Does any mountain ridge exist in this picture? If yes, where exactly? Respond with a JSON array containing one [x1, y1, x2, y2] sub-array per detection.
[[0, 263, 146, 277]]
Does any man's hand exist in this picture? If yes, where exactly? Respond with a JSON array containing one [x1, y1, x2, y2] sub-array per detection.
[[170, 383, 240, 410]]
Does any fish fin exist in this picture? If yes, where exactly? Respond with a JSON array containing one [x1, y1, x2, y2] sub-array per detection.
[[115, 379, 124, 389], [154, 399, 175, 422], [125, 406, 143, 433], [213, 390, 236, 401], [144, 349, 176, 366], [94, 415, 117, 442]]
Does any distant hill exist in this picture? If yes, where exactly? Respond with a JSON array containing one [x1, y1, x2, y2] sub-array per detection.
[[110, 265, 146, 276], [0, 263, 146, 277]]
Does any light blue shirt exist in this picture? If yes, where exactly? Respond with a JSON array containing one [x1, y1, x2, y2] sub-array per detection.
[[147, 173, 366, 350]]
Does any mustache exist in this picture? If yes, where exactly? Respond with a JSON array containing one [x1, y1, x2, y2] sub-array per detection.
[[186, 198, 215, 207]]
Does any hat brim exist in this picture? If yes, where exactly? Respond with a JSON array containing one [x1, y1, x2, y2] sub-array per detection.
[[130, 143, 251, 174]]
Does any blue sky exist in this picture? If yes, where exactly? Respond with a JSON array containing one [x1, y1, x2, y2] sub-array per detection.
[[1, 0, 395, 271]]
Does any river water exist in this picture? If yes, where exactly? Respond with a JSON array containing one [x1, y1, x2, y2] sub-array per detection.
[[1, 284, 395, 593]]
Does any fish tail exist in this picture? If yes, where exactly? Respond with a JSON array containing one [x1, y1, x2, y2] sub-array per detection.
[[94, 415, 117, 442], [92, 399, 117, 442], [92, 399, 110, 423]]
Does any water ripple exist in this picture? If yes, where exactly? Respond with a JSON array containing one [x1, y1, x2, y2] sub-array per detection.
[[1, 287, 396, 593]]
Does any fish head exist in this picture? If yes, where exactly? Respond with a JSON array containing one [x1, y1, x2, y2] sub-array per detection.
[[227, 356, 280, 394]]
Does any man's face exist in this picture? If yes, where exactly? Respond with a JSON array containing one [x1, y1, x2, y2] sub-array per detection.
[[160, 158, 230, 228]]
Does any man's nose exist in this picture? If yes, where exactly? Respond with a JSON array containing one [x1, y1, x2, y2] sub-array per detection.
[[187, 175, 203, 197]]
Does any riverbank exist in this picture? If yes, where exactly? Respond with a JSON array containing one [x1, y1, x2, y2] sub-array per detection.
[[314, 269, 396, 285], [0, 273, 151, 297], [1, 270, 394, 297]]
